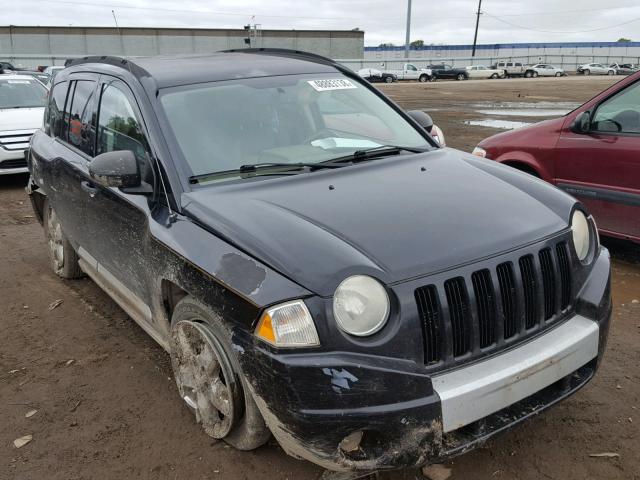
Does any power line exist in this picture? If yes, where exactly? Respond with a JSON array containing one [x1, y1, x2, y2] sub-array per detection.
[[484, 12, 640, 34], [487, 5, 637, 17]]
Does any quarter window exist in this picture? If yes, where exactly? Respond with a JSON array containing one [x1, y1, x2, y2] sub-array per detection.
[[96, 84, 149, 163], [592, 81, 640, 134], [63, 80, 96, 155]]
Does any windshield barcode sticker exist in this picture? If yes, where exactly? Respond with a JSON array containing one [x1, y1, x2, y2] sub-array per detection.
[[307, 79, 357, 91]]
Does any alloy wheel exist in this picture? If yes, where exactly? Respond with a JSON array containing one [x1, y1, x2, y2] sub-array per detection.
[[170, 320, 237, 438]]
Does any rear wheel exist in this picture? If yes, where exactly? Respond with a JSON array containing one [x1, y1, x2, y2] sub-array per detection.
[[525, 71, 533, 78], [43, 200, 83, 279], [170, 297, 271, 450], [607, 70, 614, 76], [490, 73, 498, 79], [532, 71, 539, 78], [456, 73, 466, 81], [384, 75, 393, 83]]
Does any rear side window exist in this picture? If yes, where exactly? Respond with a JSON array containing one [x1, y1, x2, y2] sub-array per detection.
[[45, 81, 68, 137], [96, 83, 149, 163], [63, 80, 97, 155]]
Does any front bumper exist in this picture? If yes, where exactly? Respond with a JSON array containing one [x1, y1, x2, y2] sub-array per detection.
[[236, 249, 612, 472], [0, 145, 29, 175]]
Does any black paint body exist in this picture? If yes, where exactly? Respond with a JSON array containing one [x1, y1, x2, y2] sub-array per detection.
[[27, 51, 612, 471]]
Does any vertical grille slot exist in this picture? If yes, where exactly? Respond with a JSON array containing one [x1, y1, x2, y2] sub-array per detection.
[[471, 269, 496, 348], [444, 278, 471, 357], [497, 263, 517, 339], [519, 255, 538, 329], [539, 248, 556, 319], [415, 285, 442, 364], [556, 242, 571, 310]]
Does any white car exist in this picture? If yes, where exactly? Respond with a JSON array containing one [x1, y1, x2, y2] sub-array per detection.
[[465, 65, 505, 79], [524, 64, 565, 78], [42, 65, 65, 86], [577, 63, 615, 76], [0, 74, 47, 175]]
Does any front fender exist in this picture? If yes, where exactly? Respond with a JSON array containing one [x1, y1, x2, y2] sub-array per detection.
[[494, 151, 552, 181]]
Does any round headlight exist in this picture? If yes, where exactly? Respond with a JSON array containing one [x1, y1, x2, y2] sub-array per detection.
[[571, 210, 591, 261], [333, 275, 390, 337]]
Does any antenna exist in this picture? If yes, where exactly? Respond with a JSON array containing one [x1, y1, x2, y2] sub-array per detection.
[[112, 10, 125, 54]]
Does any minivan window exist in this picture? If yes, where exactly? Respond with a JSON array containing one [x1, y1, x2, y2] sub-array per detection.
[[592, 80, 640, 134], [160, 73, 430, 180], [64, 80, 96, 155], [97, 83, 149, 163], [0, 78, 47, 109]]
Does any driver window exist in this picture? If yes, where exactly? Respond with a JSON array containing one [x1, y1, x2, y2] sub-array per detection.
[[407, 64, 417, 71], [592, 81, 640, 134], [97, 83, 149, 164]]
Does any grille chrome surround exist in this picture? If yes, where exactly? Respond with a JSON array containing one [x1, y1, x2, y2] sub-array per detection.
[[0, 129, 35, 152], [415, 236, 575, 369]]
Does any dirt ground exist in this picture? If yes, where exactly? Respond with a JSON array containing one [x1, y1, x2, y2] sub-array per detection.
[[2, 76, 639, 480]]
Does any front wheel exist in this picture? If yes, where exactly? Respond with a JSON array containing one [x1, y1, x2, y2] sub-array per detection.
[[456, 73, 466, 81], [418, 74, 428, 83], [384, 75, 393, 83], [490, 73, 498, 79], [607, 70, 614, 75], [525, 71, 532, 78], [532, 71, 539, 78], [555, 72, 562, 77], [43, 200, 84, 279], [584, 69, 590, 75], [170, 296, 271, 451]]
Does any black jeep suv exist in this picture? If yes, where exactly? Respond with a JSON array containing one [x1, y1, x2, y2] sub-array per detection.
[[27, 50, 611, 472]]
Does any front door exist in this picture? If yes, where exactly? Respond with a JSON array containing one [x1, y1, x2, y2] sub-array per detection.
[[78, 76, 159, 320], [555, 78, 640, 241]]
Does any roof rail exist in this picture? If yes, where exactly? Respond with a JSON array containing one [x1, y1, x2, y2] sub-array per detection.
[[222, 48, 338, 67]]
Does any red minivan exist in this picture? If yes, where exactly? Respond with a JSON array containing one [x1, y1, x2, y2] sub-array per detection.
[[473, 72, 640, 243]]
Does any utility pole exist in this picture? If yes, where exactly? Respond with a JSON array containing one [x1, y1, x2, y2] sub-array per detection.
[[471, 0, 482, 57], [404, 0, 412, 59]]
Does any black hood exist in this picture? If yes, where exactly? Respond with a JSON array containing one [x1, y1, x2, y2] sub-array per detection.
[[182, 149, 575, 297]]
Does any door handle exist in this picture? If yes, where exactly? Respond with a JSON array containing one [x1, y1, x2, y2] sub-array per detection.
[[80, 180, 99, 196]]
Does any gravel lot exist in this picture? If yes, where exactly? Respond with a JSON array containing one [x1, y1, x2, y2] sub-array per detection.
[[1, 75, 638, 480]]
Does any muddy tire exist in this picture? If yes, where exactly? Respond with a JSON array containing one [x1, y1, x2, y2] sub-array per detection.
[[43, 199, 84, 279], [169, 296, 270, 451]]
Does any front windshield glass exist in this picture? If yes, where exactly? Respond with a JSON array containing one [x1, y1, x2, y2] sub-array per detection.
[[0, 78, 47, 109], [159, 73, 431, 179]]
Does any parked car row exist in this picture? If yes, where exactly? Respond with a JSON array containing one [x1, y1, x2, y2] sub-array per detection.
[[1, 62, 65, 87]]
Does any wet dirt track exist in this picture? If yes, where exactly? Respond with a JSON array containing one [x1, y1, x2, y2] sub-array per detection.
[[1, 76, 639, 480]]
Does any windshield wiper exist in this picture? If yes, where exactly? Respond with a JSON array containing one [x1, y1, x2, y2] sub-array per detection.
[[189, 162, 346, 184], [326, 145, 428, 164]]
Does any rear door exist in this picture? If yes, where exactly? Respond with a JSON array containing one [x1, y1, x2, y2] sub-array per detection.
[[37, 74, 99, 249], [555, 77, 640, 240]]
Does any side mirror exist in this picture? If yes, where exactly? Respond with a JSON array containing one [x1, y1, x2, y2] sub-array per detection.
[[570, 111, 591, 134], [89, 150, 141, 188], [407, 110, 434, 133]]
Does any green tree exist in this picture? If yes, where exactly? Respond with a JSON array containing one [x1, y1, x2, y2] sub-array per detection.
[[410, 39, 425, 47], [378, 43, 395, 48], [617, 38, 632, 42]]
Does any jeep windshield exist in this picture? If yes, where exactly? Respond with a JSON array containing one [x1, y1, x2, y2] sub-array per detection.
[[0, 78, 48, 109], [159, 73, 432, 184]]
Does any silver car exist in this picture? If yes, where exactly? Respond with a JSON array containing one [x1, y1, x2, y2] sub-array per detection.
[[525, 64, 565, 78], [577, 63, 615, 76]]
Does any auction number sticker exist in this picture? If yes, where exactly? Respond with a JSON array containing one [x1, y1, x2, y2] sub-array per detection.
[[307, 79, 357, 91]]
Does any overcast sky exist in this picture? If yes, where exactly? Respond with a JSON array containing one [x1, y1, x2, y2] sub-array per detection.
[[6, 0, 640, 46]]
